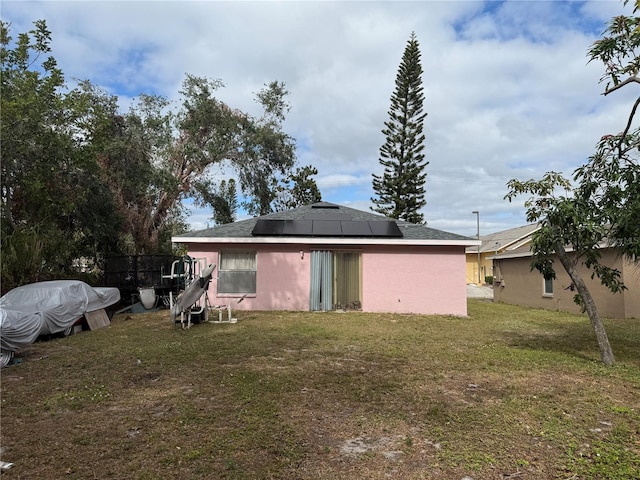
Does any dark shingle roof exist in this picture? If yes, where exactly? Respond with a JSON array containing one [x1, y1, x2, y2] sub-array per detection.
[[174, 202, 474, 243]]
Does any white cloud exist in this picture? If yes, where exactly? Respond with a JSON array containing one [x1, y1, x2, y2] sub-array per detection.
[[317, 174, 369, 190], [2, 0, 633, 238]]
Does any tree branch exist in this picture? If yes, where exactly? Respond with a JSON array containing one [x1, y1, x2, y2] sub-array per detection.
[[603, 76, 640, 95], [616, 95, 640, 156]]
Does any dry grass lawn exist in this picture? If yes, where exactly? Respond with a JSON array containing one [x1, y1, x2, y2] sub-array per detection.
[[1, 300, 639, 479]]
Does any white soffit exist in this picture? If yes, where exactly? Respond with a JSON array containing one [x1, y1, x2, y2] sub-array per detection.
[[173, 236, 480, 247]]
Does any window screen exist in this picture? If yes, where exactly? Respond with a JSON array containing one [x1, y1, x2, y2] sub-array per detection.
[[218, 251, 256, 294]]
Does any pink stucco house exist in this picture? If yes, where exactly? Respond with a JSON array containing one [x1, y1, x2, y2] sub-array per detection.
[[172, 202, 479, 315]]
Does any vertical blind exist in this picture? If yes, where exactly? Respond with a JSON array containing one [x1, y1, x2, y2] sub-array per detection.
[[333, 252, 361, 308], [310, 250, 361, 311], [310, 250, 333, 311]]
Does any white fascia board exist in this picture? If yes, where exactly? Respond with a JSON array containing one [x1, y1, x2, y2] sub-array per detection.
[[493, 241, 612, 260], [490, 252, 533, 260], [173, 236, 481, 247]]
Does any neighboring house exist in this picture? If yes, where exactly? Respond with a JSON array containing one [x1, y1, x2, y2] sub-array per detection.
[[172, 202, 479, 315], [492, 240, 640, 319], [465, 224, 539, 284]]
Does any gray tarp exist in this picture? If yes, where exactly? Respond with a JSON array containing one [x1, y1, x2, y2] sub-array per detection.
[[0, 309, 42, 353], [0, 280, 120, 354]]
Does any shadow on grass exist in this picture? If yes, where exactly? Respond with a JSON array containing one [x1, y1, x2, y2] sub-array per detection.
[[495, 317, 640, 367]]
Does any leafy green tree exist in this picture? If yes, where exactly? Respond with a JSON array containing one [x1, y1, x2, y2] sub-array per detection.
[[163, 76, 296, 223], [67, 81, 181, 253], [581, 2, 640, 262], [1, 20, 121, 290], [1, 19, 66, 242], [238, 81, 298, 216], [67, 76, 296, 250], [371, 32, 428, 224], [505, 173, 619, 366], [273, 165, 322, 212], [0, 224, 45, 290], [1, 19, 297, 288], [505, 1, 640, 365]]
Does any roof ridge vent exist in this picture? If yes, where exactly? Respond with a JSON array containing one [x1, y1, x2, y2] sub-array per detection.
[[311, 203, 339, 209]]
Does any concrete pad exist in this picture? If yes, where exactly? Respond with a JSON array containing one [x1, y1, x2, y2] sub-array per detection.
[[466, 284, 494, 299]]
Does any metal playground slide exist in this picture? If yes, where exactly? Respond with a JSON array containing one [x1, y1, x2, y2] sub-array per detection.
[[170, 263, 216, 328]]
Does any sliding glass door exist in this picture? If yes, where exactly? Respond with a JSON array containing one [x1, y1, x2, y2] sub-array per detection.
[[310, 250, 361, 311]]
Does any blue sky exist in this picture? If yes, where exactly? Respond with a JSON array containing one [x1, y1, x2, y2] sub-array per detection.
[[2, 1, 635, 238]]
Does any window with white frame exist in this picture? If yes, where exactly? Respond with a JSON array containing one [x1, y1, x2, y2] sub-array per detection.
[[218, 251, 256, 294], [543, 276, 554, 296]]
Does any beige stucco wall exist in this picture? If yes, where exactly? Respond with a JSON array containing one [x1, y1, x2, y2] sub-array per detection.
[[622, 259, 640, 318], [493, 249, 640, 319], [466, 251, 495, 284]]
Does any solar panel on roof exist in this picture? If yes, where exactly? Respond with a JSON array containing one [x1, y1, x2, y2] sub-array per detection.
[[340, 221, 374, 236], [282, 220, 313, 235], [369, 221, 403, 237], [252, 218, 402, 238], [312, 220, 343, 236], [251, 219, 285, 235]]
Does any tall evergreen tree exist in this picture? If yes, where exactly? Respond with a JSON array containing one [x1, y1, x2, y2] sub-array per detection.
[[371, 32, 428, 224]]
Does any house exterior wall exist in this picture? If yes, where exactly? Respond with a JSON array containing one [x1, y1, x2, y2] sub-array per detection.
[[186, 244, 309, 311], [622, 259, 640, 318], [364, 245, 467, 315], [185, 243, 468, 315], [465, 251, 479, 284], [493, 249, 640, 319]]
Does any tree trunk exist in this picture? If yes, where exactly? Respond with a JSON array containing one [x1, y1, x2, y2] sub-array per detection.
[[554, 241, 615, 365]]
